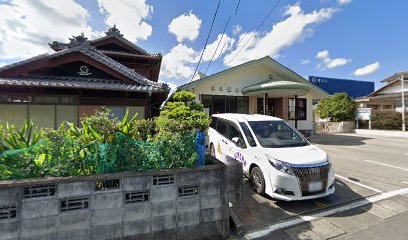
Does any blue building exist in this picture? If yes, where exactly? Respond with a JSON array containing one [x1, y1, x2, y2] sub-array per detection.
[[308, 76, 374, 99]]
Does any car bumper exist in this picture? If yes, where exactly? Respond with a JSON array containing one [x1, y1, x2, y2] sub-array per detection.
[[268, 167, 335, 201]]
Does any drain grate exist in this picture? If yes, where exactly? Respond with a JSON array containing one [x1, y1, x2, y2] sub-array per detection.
[[24, 184, 56, 198]]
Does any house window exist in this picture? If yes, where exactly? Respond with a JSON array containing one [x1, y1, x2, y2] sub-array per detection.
[[288, 98, 307, 120]]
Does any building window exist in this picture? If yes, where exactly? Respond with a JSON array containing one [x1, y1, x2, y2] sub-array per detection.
[[200, 94, 248, 115], [288, 98, 307, 120]]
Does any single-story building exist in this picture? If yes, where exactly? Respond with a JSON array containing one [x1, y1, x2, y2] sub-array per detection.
[[309, 76, 374, 99], [179, 56, 329, 136], [357, 71, 408, 112], [0, 26, 169, 128]]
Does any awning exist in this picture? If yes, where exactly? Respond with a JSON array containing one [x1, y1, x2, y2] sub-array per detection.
[[241, 80, 310, 96]]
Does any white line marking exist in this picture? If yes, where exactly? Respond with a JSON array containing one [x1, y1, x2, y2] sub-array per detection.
[[335, 174, 382, 193], [244, 187, 408, 239], [365, 160, 408, 172]]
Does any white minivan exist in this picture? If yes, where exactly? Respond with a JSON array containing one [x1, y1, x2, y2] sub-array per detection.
[[208, 114, 335, 201]]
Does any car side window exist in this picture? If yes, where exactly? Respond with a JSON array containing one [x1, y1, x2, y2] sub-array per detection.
[[210, 117, 217, 129], [228, 124, 247, 149], [216, 120, 228, 137], [239, 122, 257, 147]]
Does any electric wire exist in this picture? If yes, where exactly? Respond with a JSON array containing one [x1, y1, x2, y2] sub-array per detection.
[[213, 0, 282, 74], [189, 0, 222, 82]]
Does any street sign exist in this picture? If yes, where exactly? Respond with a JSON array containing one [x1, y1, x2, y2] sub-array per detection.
[[355, 108, 371, 120]]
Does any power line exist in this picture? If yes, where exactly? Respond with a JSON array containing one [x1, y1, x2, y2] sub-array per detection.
[[189, 0, 222, 82], [203, 15, 231, 75], [203, 0, 241, 75], [215, 0, 282, 73]]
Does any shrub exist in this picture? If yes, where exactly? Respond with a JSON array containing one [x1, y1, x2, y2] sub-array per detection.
[[156, 91, 210, 133], [371, 111, 402, 130], [0, 99, 207, 180], [316, 93, 356, 122]]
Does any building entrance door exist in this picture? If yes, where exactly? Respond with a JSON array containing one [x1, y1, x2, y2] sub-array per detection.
[[257, 97, 276, 115]]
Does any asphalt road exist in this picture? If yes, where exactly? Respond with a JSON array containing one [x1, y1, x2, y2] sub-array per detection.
[[231, 133, 408, 240]]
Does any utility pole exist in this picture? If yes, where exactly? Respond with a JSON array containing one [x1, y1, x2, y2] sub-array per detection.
[[401, 73, 406, 131]]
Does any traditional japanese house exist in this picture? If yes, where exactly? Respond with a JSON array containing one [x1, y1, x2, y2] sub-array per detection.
[[0, 26, 169, 128]]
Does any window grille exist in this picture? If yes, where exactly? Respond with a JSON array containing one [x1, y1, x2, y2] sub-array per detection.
[[95, 179, 120, 191], [153, 174, 175, 186], [124, 191, 149, 203], [23, 184, 56, 198], [0, 204, 17, 219], [178, 186, 199, 197], [60, 197, 89, 212]]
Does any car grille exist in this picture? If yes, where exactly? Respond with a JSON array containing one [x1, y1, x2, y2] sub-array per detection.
[[292, 164, 330, 196]]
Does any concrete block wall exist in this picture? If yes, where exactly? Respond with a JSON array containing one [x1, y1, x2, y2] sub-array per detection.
[[0, 164, 230, 240]]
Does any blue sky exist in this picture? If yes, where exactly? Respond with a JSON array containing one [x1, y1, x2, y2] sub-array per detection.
[[0, 0, 407, 90]]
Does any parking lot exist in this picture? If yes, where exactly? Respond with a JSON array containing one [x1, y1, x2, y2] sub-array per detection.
[[231, 133, 408, 239]]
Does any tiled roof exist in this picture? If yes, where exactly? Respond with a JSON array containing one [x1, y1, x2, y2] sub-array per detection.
[[98, 50, 162, 58], [0, 76, 168, 92], [89, 34, 155, 56], [0, 43, 164, 88]]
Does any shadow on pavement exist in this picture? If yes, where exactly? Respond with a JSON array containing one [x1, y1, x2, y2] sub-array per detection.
[[231, 177, 373, 236], [310, 134, 373, 146]]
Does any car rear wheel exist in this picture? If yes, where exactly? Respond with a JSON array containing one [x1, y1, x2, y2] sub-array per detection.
[[251, 166, 265, 195]]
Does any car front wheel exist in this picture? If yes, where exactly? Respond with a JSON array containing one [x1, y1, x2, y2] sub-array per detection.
[[251, 166, 265, 195]]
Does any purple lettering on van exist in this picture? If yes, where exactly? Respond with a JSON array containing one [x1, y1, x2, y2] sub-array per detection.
[[234, 152, 247, 166]]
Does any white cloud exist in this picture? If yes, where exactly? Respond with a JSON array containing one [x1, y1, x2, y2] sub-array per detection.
[[316, 50, 329, 59], [223, 4, 339, 67], [353, 62, 380, 76], [315, 50, 350, 69], [202, 34, 235, 62], [301, 59, 311, 64], [168, 12, 201, 42], [338, 0, 352, 5], [161, 44, 200, 79], [232, 25, 242, 35], [98, 0, 153, 42], [0, 0, 97, 60]]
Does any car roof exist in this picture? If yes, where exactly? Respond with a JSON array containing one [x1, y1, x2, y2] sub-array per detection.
[[212, 113, 282, 122]]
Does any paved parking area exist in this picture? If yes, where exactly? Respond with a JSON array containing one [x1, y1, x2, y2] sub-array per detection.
[[231, 133, 408, 240]]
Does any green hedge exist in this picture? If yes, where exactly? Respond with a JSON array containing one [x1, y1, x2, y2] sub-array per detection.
[[0, 92, 210, 180], [371, 111, 402, 130]]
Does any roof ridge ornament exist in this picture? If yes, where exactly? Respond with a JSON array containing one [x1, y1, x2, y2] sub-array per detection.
[[49, 32, 93, 50], [105, 24, 123, 37]]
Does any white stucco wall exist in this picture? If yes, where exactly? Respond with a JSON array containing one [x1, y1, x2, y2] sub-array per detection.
[[181, 59, 325, 132]]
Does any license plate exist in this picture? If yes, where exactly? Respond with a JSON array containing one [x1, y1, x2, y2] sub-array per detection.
[[308, 181, 323, 192]]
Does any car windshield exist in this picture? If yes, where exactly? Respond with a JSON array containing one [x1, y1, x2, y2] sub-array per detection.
[[247, 121, 308, 148]]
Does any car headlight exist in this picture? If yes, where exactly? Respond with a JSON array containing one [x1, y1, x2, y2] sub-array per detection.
[[326, 154, 332, 167], [266, 154, 294, 176]]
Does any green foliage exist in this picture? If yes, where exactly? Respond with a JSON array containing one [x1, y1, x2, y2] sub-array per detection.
[[371, 111, 403, 130], [130, 119, 156, 141], [0, 102, 204, 180], [1, 121, 42, 150], [156, 91, 210, 133], [0, 121, 45, 180], [316, 93, 356, 122], [173, 91, 196, 103]]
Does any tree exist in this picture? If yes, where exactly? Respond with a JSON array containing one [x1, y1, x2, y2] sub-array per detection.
[[156, 91, 210, 133], [316, 92, 356, 122]]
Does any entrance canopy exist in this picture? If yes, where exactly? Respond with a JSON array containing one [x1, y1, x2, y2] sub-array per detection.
[[241, 80, 310, 97]]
